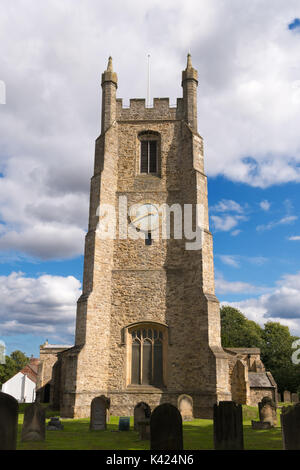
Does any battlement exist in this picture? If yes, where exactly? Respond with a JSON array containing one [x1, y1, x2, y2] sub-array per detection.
[[117, 97, 184, 121]]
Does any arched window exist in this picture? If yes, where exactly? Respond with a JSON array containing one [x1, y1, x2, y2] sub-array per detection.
[[138, 131, 160, 175], [129, 326, 164, 387]]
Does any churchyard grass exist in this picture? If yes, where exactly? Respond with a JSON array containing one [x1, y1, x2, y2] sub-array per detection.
[[16, 405, 284, 450]]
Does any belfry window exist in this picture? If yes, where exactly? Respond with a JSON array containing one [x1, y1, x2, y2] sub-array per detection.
[[139, 131, 159, 174], [130, 327, 164, 386]]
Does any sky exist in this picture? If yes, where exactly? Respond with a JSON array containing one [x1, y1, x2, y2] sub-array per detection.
[[0, 0, 300, 356]]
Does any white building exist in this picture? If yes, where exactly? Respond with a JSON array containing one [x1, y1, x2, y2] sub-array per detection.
[[1, 357, 38, 403]]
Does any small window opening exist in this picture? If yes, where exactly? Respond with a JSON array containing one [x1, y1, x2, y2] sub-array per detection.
[[145, 231, 152, 246]]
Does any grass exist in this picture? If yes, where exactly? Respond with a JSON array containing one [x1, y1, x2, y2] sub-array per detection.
[[17, 405, 284, 450]]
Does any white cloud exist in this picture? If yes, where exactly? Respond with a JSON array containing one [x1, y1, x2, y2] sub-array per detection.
[[257, 215, 298, 231], [218, 254, 267, 268], [211, 199, 245, 214], [211, 214, 247, 232], [219, 255, 240, 268], [231, 229, 241, 237], [260, 200, 271, 211], [216, 275, 259, 294], [0, 272, 80, 341], [223, 271, 300, 336], [289, 235, 300, 241]]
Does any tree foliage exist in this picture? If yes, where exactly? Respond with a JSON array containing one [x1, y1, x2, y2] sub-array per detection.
[[0, 350, 29, 386], [220, 306, 300, 393]]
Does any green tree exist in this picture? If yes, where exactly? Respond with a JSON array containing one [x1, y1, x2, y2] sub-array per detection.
[[261, 322, 300, 393], [220, 305, 264, 349]]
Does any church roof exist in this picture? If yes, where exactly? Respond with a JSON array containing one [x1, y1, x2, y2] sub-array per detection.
[[248, 372, 275, 388]]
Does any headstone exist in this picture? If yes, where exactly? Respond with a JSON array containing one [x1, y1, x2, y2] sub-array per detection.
[[90, 395, 110, 431], [0, 391, 18, 450], [281, 403, 300, 450], [213, 401, 244, 450], [292, 393, 299, 404], [283, 390, 291, 403], [21, 403, 45, 441], [277, 392, 282, 403], [138, 418, 150, 440], [118, 417, 130, 431], [178, 394, 193, 421], [150, 403, 183, 450], [259, 396, 277, 427], [47, 416, 64, 430], [134, 402, 151, 431]]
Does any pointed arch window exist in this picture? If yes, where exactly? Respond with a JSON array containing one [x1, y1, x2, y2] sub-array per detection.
[[129, 326, 165, 387]]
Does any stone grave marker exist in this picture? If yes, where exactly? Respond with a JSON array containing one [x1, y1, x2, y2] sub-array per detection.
[[134, 402, 151, 431], [213, 401, 244, 450], [292, 393, 299, 404], [281, 403, 300, 450], [137, 418, 150, 440], [150, 403, 183, 450], [259, 396, 277, 426], [0, 391, 18, 450], [283, 390, 291, 403], [90, 395, 110, 431], [178, 394, 193, 421], [21, 403, 45, 441]]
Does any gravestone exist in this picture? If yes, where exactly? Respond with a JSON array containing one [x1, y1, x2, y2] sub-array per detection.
[[277, 392, 282, 403], [90, 395, 110, 430], [47, 416, 64, 430], [0, 391, 18, 450], [292, 393, 299, 404], [283, 390, 291, 403], [178, 394, 193, 421], [137, 418, 150, 440], [134, 402, 151, 431], [21, 403, 45, 441], [259, 396, 277, 426], [251, 420, 271, 430], [150, 403, 183, 450], [213, 401, 244, 450], [281, 403, 300, 450], [118, 417, 130, 431]]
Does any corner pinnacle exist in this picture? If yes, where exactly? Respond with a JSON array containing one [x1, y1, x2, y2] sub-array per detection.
[[107, 56, 113, 72]]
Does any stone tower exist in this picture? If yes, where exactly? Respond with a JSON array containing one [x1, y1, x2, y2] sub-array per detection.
[[58, 55, 231, 418]]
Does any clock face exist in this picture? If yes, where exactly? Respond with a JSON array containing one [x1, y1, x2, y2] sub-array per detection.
[[129, 203, 159, 232]]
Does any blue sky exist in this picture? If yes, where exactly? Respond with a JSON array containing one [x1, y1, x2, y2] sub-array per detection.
[[0, 0, 300, 357]]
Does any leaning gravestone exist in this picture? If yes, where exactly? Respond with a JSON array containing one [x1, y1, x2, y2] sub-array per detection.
[[259, 396, 277, 427], [292, 393, 299, 404], [213, 401, 244, 450], [281, 403, 300, 450], [21, 403, 45, 441], [178, 394, 193, 421], [283, 390, 291, 403], [134, 402, 151, 431], [0, 391, 18, 450], [90, 395, 110, 431], [150, 403, 183, 450]]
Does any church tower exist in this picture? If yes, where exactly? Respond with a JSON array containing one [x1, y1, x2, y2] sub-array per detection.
[[59, 55, 231, 418]]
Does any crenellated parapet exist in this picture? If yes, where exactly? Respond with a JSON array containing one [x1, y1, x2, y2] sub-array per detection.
[[116, 97, 184, 121]]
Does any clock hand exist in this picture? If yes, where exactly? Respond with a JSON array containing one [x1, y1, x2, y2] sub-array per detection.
[[132, 212, 157, 224]]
